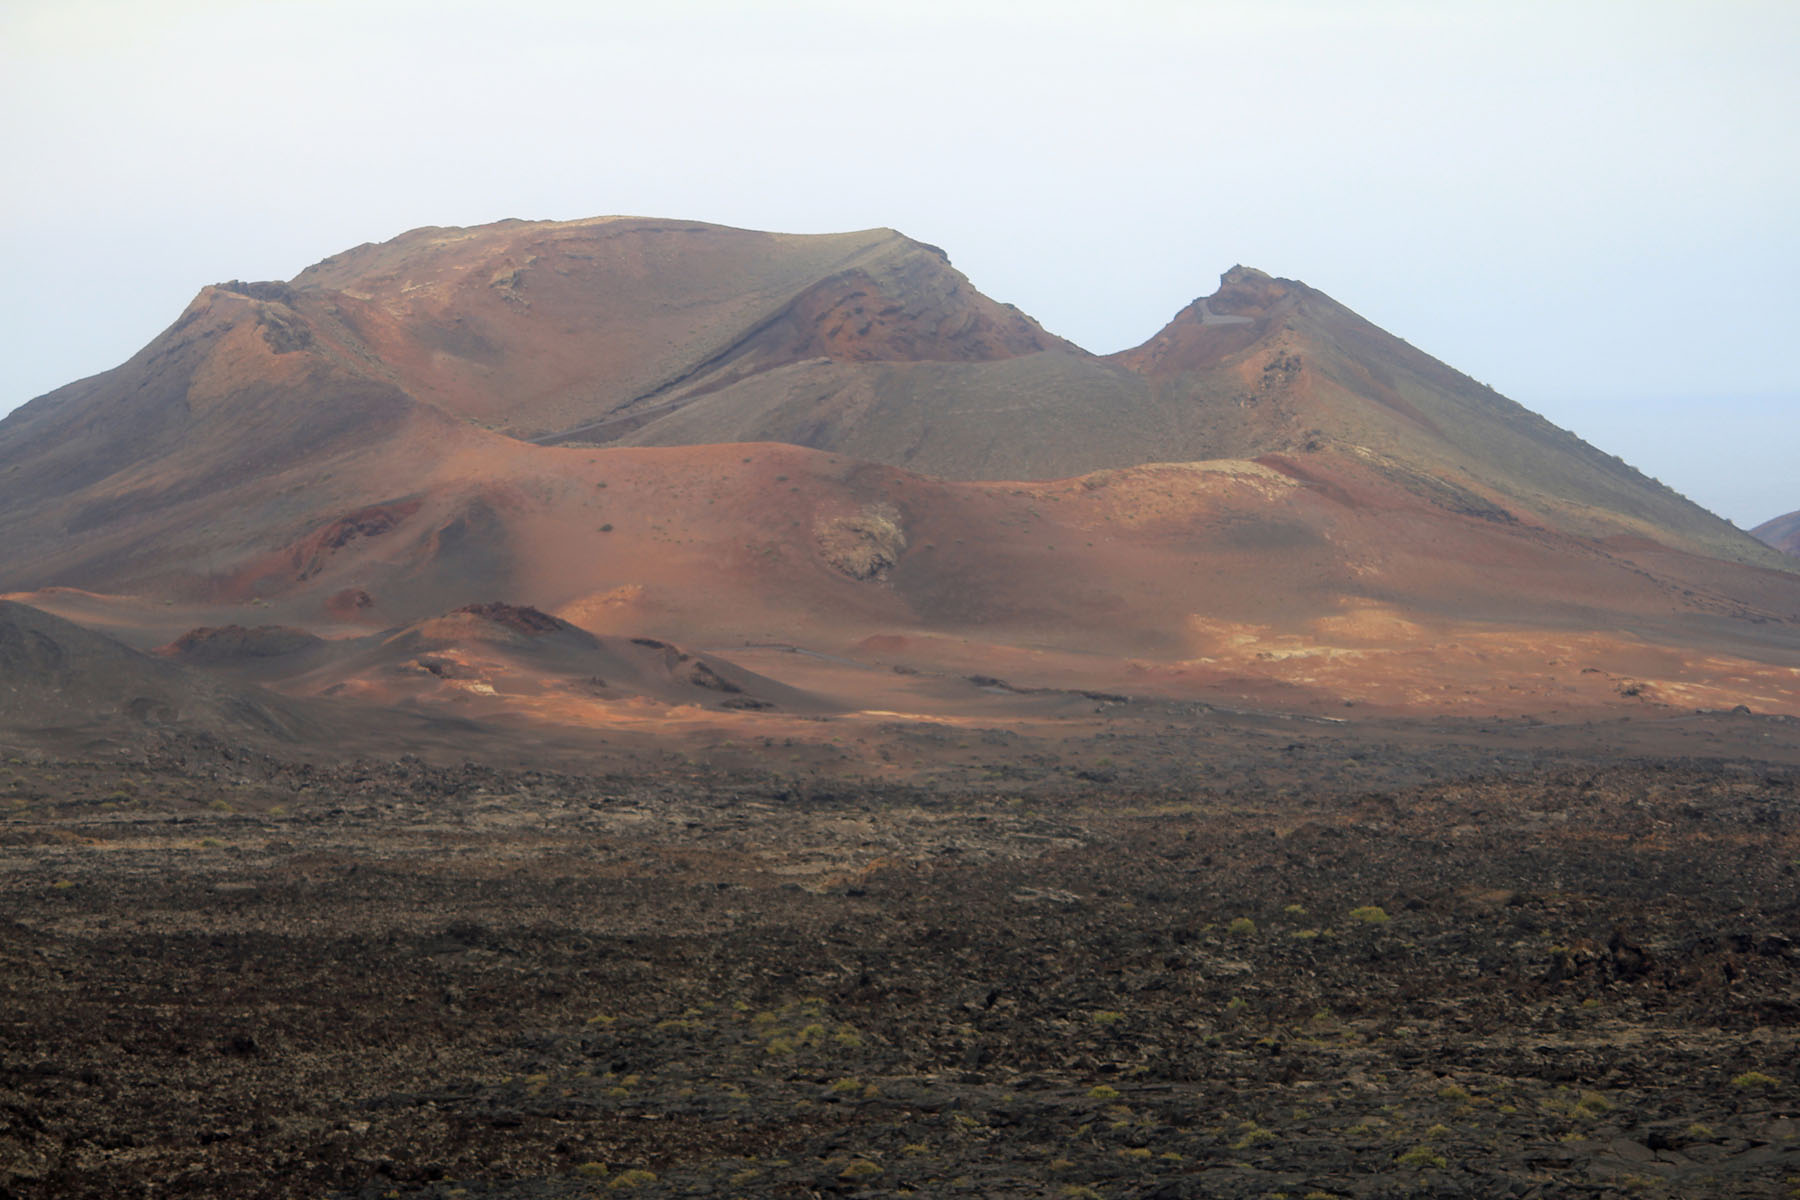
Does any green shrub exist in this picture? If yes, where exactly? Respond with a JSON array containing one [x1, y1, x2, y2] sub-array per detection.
[[1732, 1071, 1779, 1090], [1349, 905, 1390, 924], [607, 1169, 657, 1189], [1573, 1090, 1612, 1118], [1230, 1120, 1273, 1150]]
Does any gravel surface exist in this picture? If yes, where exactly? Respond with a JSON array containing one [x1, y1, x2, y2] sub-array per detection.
[[2, 747, 1798, 1198]]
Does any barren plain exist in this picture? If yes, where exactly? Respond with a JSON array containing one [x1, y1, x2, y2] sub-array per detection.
[[5, 704, 1800, 1199]]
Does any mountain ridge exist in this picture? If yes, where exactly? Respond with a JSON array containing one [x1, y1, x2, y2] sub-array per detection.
[[3, 215, 1798, 725], [3, 215, 1772, 571]]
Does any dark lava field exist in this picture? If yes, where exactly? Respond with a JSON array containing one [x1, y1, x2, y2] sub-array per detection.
[[3, 729, 1800, 1199]]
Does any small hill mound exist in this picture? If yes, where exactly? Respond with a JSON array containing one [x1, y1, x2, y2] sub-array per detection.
[[263, 602, 833, 717], [0, 601, 318, 747], [402, 602, 594, 648]]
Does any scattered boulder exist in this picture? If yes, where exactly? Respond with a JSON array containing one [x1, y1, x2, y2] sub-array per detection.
[[817, 503, 907, 580]]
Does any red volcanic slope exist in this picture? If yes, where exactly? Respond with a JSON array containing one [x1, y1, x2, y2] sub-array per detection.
[[1, 217, 1797, 723], [285, 218, 1071, 440]]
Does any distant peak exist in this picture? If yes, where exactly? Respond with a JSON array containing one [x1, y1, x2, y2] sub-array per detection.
[[1209, 266, 1293, 316], [1222, 265, 1273, 284], [1104, 265, 1296, 376]]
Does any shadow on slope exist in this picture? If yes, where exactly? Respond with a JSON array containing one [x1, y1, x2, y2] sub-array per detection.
[[174, 602, 836, 719], [0, 600, 322, 751]]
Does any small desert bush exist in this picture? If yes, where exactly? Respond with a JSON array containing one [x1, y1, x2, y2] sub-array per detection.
[[1231, 1120, 1274, 1149], [1732, 1070, 1779, 1090], [607, 1168, 656, 1189], [1395, 1145, 1447, 1168], [1572, 1090, 1612, 1118]]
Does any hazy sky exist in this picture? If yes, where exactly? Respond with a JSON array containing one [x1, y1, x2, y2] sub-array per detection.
[[3, 0, 1795, 525]]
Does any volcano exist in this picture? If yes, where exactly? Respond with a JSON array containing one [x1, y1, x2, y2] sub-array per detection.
[[1754, 508, 1800, 559], [3, 216, 1798, 738]]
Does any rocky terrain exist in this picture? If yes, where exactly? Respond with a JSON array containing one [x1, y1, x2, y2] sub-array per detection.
[[4, 721, 1800, 1199]]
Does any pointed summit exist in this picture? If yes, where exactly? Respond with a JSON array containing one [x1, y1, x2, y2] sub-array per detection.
[[1213, 264, 1290, 309], [1107, 266, 1301, 378]]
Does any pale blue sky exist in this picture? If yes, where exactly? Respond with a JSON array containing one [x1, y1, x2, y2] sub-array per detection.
[[3, 0, 1795, 525]]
